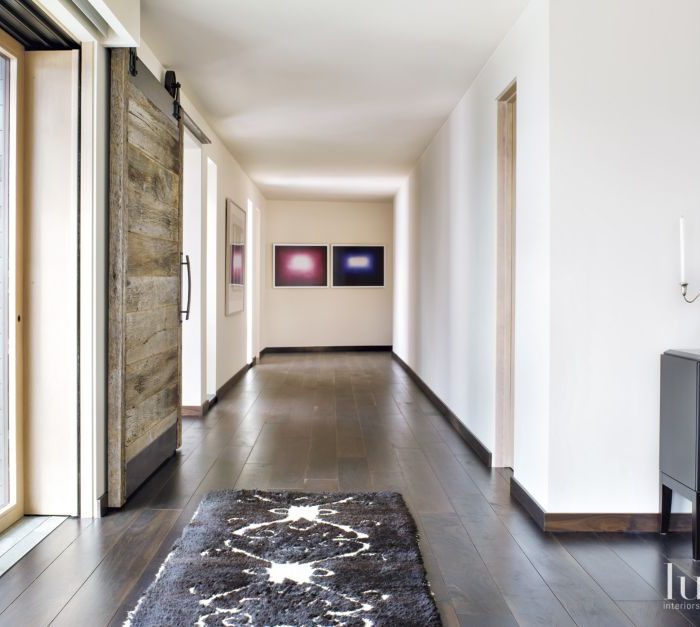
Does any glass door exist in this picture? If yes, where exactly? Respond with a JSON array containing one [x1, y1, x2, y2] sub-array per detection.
[[0, 54, 8, 510], [0, 30, 24, 532]]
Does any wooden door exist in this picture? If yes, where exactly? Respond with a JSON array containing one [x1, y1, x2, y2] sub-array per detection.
[[108, 49, 183, 507]]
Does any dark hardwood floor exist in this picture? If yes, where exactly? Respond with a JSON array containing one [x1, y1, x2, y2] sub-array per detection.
[[0, 351, 698, 626]]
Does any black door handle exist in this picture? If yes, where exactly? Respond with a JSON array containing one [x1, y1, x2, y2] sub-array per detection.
[[181, 253, 191, 321]]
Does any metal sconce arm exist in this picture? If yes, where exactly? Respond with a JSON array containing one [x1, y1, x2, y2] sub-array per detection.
[[681, 283, 700, 304]]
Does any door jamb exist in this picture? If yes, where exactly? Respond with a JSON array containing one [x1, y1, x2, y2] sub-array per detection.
[[495, 80, 517, 469]]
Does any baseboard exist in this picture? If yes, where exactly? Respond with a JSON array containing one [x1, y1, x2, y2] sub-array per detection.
[[96, 492, 108, 518], [391, 351, 492, 467], [182, 393, 215, 418], [261, 346, 392, 355], [509, 476, 546, 529], [216, 361, 254, 399], [547, 512, 691, 533], [509, 476, 692, 532]]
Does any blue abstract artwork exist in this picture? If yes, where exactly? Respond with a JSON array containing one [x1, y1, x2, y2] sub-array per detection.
[[332, 245, 384, 287]]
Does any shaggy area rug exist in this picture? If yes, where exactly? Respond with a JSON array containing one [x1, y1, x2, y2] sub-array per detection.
[[125, 490, 442, 626]]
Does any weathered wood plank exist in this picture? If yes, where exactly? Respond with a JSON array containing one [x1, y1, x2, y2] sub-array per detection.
[[127, 232, 179, 278], [126, 276, 179, 313], [126, 409, 178, 462], [107, 48, 129, 507], [125, 306, 179, 365], [127, 145, 179, 242], [126, 384, 178, 445], [127, 81, 179, 165], [125, 348, 178, 410], [109, 51, 182, 507], [176, 112, 184, 449]]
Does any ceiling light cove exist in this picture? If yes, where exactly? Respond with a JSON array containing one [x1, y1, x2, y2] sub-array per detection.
[[258, 175, 405, 201], [141, 0, 530, 201]]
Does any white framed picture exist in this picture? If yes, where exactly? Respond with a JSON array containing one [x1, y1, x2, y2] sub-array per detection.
[[225, 199, 246, 315], [273, 244, 329, 288], [331, 244, 385, 288]]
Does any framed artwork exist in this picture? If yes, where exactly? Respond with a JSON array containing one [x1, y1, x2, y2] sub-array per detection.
[[226, 199, 246, 315], [273, 244, 328, 288], [332, 245, 385, 288]]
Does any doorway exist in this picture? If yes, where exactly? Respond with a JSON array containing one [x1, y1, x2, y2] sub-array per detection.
[[495, 81, 516, 469], [205, 158, 218, 399], [182, 131, 205, 415]]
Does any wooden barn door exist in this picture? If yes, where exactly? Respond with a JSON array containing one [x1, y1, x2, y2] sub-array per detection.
[[108, 49, 183, 507]]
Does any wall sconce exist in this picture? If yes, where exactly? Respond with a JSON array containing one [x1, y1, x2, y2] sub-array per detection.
[[681, 283, 700, 304], [680, 217, 700, 303]]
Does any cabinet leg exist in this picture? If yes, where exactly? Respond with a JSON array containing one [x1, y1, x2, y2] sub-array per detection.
[[694, 493, 700, 561], [661, 484, 672, 533]]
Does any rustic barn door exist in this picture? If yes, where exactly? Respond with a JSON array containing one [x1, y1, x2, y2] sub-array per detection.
[[108, 49, 183, 507]]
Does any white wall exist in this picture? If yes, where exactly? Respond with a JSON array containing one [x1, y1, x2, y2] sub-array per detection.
[[182, 134, 204, 406], [394, 0, 550, 504], [547, 0, 700, 513], [396, 0, 700, 515], [263, 200, 393, 348], [24, 51, 80, 515], [35, 0, 265, 515], [138, 42, 266, 392]]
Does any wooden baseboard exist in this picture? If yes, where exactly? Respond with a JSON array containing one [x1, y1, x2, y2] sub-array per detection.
[[547, 513, 691, 533], [509, 476, 692, 532], [261, 346, 392, 355], [391, 352, 492, 467], [182, 395, 214, 418], [216, 361, 254, 399], [510, 476, 546, 529]]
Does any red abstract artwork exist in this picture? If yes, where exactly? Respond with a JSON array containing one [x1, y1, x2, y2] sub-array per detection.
[[274, 245, 328, 287]]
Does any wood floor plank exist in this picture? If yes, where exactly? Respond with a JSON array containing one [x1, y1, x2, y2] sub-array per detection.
[[498, 511, 634, 626], [557, 533, 660, 602], [49, 509, 179, 627], [107, 500, 202, 627], [0, 511, 138, 627], [396, 448, 453, 514], [303, 478, 340, 492], [456, 504, 576, 626], [0, 519, 91, 616], [306, 416, 338, 480], [617, 600, 692, 627], [5, 352, 696, 626], [421, 513, 518, 624], [338, 456, 371, 491]]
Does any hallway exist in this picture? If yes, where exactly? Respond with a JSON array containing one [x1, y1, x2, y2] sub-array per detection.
[[0, 352, 695, 626]]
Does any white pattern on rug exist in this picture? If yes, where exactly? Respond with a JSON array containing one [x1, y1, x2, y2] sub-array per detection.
[[190, 495, 390, 626]]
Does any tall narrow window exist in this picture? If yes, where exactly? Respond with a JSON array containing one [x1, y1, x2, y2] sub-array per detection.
[[246, 199, 254, 364], [0, 54, 8, 509], [0, 29, 23, 532]]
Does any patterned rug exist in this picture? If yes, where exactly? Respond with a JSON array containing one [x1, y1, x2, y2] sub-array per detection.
[[125, 490, 442, 626]]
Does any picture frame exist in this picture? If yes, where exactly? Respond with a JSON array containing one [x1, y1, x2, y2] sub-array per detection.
[[273, 244, 329, 288], [331, 244, 385, 288], [225, 199, 246, 315]]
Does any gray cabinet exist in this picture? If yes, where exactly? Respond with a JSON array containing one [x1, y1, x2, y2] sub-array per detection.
[[660, 350, 700, 559]]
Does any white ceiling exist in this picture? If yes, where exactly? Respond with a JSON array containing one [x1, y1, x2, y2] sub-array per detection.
[[141, 0, 528, 201]]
